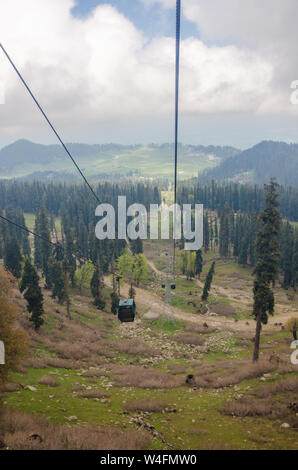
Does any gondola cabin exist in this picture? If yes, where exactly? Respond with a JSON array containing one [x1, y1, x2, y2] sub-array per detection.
[[117, 299, 136, 323]]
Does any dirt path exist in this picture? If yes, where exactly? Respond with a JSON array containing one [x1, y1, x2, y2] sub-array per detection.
[[105, 271, 297, 335]]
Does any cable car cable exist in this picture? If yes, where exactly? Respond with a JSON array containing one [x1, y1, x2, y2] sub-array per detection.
[[0, 213, 58, 247], [172, 0, 181, 278], [0, 213, 87, 262]]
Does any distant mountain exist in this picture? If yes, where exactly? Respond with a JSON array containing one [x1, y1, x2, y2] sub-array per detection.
[[201, 141, 298, 187], [0, 139, 239, 180]]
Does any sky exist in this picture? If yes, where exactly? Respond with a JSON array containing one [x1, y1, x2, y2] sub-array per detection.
[[1, 0, 298, 149]]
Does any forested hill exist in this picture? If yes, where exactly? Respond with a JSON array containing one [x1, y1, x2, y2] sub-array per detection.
[[201, 141, 298, 187], [0, 139, 239, 180]]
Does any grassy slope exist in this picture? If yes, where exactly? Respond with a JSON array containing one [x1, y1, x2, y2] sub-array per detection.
[[8, 146, 218, 180], [2, 245, 298, 450]]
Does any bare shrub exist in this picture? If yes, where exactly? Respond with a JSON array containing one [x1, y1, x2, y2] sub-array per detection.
[[1, 383, 20, 393], [23, 357, 48, 369], [45, 358, 83, 370], [0, 406, 150, 450], [211, 302, 236, 317], [38, 375, 59, 387], [108, 339, 160, 357], [235, 332, 254, 341], [221, 397, 286, 418], [173, 333, 205, 346], [51, 342, 91, 360], [193, 360, 276, 389], [254, 376, 298, 398], [123, 399, 168, 412], [81, 369, 109, 378], [168, 364, 187, 375], [113, 366, 183, 389], [184, 322, 216, 334], [77, 390, 109, 400]]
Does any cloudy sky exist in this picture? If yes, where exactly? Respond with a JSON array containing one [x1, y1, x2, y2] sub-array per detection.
[[1, 0, 298, 148]]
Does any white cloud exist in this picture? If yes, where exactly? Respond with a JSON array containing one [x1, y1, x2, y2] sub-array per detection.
[[0, 0, 294, 145]]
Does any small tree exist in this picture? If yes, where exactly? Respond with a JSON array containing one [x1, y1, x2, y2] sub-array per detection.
[[186, 252, 196, 280], [133, 254, 148, 286], [116, 249, 134, 285], [177, 250, 187, 275], [20, 258, 44, 330], [201, 262, 215, 302], [74, 260, 95, 294]]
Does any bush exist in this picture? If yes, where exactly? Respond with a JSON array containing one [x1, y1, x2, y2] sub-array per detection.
[[112, 366, 183, 389], [0, 405, 151, 450], [221, 397, 286, 418], [123, 399, 168, 412], [108, 339, 160, 357], [38, 375, 59, 387], [254, 376, 298, 398], [173, 333, 205, 346]]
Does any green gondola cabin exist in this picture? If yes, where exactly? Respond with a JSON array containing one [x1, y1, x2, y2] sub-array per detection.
[[117, 299, 136, 323]]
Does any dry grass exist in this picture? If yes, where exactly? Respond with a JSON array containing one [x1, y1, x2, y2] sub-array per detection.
[[112, 365, 184, 389], [254, 376, 298, 398], [184, 322, 216, 334], [37, 375, 59, 387], [173, 333, 205, 346], [81, 369, 109, 378], [1, 383, 20, 393], [123, 399, 168, 412], [211, 302, 236, 317], [108, 338, 160, 357], [77, 390, 109, 400], [221, 397, 286, 418], [24, 356, 84, 370], [0, 406, 150, 450], [168, 364, 187, 375], [192, 360, 276, 389]]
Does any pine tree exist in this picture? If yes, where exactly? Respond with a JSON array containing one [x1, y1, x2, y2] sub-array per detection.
[[50, 261, 67, 304], [4, 237, 22, 279], [238, 236, 249, 266], [219, 209, 229, 257], [203, 213, 210, 253], [201, 262, 215, 302], [293, 230, 298, 291], [186, 252, 196, 280], [130, 238, 143, 255], [281, 222, 294, 288], [252, 179, 281, 362], [214, 217, 218, 248], [34, 205, 52, 286], [20, 258, 44, 329], [110, 292, 119, 315], [91, 254, 106, 310], [195, 249, 203, 278]]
